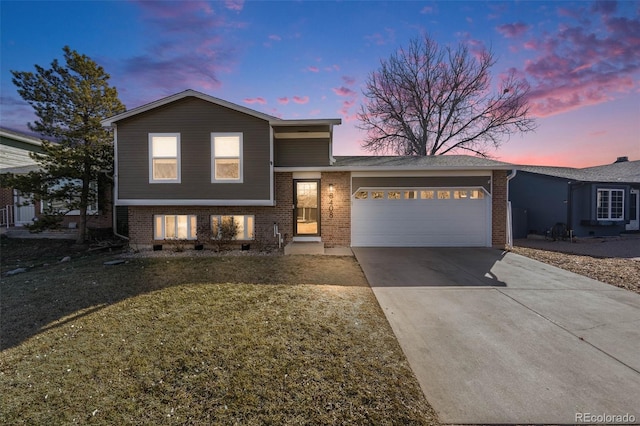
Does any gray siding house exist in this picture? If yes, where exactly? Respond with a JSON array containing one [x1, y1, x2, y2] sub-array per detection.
[[101, 90, 513, 251], [510, 159, 640, 238]]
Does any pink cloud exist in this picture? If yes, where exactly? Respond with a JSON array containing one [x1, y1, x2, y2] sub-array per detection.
[[224, 0, 244, 11], [342, 75, 356, 86], [268, 34, 281, 41], [122, 1, 242, 97], [332, 86, 356, 97], [338, 99, 358, 122], [496, 22, 530, 38], [307, 66, 319, 73], [365, 28, 395, 46], [292, 96, 309, 104], [244, 97, 266, 105], [277, 97, 289, 105], [519, 11, 640, 117]]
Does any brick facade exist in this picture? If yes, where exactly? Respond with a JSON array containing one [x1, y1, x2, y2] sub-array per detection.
[[320, 172, 351, 248], [125, 169, 509, 250], [127, 173, 298, 250], [491, 170, 508, 248]]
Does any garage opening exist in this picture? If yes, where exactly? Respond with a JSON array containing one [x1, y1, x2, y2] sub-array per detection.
[[351, 187, 491, 247]]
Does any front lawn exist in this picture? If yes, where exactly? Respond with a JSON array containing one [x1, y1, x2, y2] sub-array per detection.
[[0, 239, 438, 425]]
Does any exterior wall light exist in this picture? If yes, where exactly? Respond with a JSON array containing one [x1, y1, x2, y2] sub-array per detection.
[[329, 184, 334, 192]]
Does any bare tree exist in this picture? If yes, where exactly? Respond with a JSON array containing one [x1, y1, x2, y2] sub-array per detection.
[[358, 36, 536, 156]]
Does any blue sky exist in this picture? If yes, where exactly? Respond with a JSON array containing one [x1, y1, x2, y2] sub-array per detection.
[[1, 0, 638, 167]]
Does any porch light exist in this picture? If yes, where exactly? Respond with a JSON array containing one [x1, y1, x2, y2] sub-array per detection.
[[329, 184, 334, 193]]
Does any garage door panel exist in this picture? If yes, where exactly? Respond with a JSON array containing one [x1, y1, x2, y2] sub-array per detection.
[[351, 188, 490, 247]]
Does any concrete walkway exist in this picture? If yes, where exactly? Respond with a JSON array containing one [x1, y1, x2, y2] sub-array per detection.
[[354, 247, 640, 425]]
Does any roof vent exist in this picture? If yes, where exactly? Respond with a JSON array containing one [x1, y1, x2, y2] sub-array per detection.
[[614, 156, 628, 163]]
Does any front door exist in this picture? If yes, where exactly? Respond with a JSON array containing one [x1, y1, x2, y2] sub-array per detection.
[[294, 180, 320, 236], [627, 189, 639, 231]]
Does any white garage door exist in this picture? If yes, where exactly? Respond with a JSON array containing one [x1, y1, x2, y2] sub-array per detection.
[[351, 188, 490, 247]]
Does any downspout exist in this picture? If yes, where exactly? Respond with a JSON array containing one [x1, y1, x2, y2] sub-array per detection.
[[506, 169, 517, 248], [105, 124, 128, 241]]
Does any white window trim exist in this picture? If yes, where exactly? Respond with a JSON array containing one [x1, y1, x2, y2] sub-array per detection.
[[154, 214, 197, 240], [149, 133, 181, 184], [597, 188, 624, 221], [210, 215, 255, 240], [211, 132, 243, 183]]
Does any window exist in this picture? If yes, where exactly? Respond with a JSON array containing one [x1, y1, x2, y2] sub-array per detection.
[[149, 133, 180, 183], [437, 190, 451, 199], [211, 215, 255, 240], [355, 191, 368, 199], [404, 191, 417, 199], [470, 190, 485, 199], [388, 191, 401, 199], [154, 215, 197, 240], [420, 190, 435, 199], [212, 133, 242, 182], [453, 190, 468, 199], [371, 191, 384, 199], [597, 189, 624, 220], [42, 179, 98, 215]]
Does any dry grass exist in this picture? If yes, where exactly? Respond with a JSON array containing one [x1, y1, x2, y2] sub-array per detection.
[[510, 246, 640, 295], [0, 238, 439, 425]]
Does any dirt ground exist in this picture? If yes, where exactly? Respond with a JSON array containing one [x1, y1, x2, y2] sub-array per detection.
[[511, 237, 640, 294]]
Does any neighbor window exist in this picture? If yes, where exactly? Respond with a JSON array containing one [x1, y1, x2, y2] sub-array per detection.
[[597, 189, 624, 220], [211, 215, 255, 240], [149, 133, 180, 183], [154, 215, 197, 240], [212, 133, 242, 182]]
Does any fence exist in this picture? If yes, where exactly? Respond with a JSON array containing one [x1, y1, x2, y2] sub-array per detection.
[[1, 205, 14, 228]]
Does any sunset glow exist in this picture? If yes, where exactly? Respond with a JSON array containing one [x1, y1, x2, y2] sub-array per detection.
[[1, 1, 638, 167]]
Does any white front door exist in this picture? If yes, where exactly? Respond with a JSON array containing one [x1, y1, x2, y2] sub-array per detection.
[[14, 190, 35, 226], [626, 189, 639, 231]]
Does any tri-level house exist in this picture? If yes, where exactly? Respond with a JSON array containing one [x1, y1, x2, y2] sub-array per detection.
[[101, 90, 513, 251]]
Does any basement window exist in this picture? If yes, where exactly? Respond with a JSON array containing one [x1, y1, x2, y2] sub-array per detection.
[[154, 215, 197, 240], [211, 215, 255, 240]]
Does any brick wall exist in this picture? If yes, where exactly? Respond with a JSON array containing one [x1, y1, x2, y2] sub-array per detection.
[[492, 170, 508, 248], [125, 171, 355, 250], [320, 172, 351, 247], [127, 173, 294, 250]]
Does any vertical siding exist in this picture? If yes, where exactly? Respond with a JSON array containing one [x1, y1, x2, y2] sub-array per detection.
[[116, 97, 271, 201]]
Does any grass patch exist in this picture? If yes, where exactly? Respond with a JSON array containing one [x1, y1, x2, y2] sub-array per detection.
[[1, 239, 438, 424]]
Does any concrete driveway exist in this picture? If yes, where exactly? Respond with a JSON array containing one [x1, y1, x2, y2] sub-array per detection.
[[353, 247, 640, 425]]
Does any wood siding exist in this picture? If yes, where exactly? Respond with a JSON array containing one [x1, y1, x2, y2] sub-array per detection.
[[352, 176, 491, 194], [116, 97, 271, 201], [274, 139, 330, 167]]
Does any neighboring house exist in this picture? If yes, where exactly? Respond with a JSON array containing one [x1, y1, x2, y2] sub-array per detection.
[[0, 127, 44, 226], [101, 89, 513, 250], [0, 127, 111, 231], [510, 158, 640, 238]]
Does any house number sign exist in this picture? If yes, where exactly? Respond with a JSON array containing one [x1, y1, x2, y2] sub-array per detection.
[[328, 192, 334, 219]]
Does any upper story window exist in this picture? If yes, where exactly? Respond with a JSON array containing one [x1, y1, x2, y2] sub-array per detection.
[[149, 133, 180, 183], [212, 133, 243, 183], [597, 188, 624, 220]]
